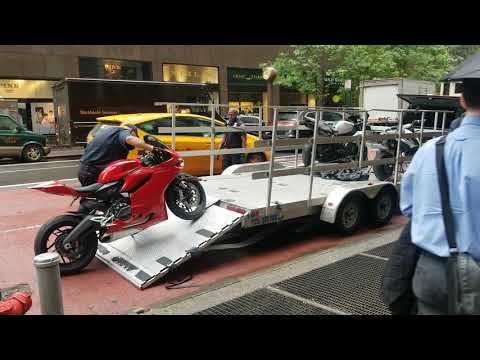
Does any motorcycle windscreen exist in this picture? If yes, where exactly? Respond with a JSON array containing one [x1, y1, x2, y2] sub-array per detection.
[[29, 181, 80, 197]]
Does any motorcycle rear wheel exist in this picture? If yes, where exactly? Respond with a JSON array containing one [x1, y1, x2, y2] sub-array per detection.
[[166, 178, 207, 221], [34, 214, 99, 276]]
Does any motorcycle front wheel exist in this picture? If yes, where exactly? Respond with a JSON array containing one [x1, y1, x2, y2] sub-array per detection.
[[166, 177, 207, 221], [34, 214, 99, 275], [373, 143, 414, 181]]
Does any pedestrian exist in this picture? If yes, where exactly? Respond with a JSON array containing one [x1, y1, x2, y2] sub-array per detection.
[[400, 77, 480, 314], [381, 220, 420, 315], [220, 108, 246, 170], [78, 124, 155, 186]]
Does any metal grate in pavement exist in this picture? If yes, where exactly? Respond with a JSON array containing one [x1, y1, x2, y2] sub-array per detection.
[[195, 288, 335, 315], [273, 255, 391, 315], [364, 242, 396, 259]]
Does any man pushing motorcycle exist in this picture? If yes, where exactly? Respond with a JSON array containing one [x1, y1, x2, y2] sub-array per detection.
[[78, 124, 155, 186], [32, 124, 207, 276]]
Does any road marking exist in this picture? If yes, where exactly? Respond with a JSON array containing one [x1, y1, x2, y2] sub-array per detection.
[[0, 178, 78, 189], [0, 165, 79, 174], [0, 159, 80, 167], [1, 224, 42, 234]]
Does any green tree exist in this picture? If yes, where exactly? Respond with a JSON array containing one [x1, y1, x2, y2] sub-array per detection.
[[386, 45, 451, 81], [266, 45, 457, 106], [265, 45, 348, 106], [447, 45, 480, 66]]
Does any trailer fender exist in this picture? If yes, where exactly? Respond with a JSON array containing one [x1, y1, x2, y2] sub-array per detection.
[[319, 183, 396, 223]]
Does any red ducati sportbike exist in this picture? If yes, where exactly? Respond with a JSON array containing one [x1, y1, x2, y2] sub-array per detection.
[[31, 135, 207, 275]]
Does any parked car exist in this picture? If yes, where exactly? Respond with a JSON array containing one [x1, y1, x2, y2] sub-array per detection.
[[0, 113, 50, 162], [274, 110, 358, 139], [238, 114, 266, 126], [87, 113, 271, 176], [237, 115, 271, 139]]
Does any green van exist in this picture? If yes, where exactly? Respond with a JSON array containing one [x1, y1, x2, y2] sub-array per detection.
[[0, 114, 51, 162]]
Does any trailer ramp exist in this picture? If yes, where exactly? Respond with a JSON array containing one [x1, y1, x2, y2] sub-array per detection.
[[95, 197, 245, 289]]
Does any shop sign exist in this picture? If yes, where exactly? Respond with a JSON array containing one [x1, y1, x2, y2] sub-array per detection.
[[228, 68, 266, 86], [79, 108, 119, 116], [0, 79, 56, 99], [163, 64, 219, 84]]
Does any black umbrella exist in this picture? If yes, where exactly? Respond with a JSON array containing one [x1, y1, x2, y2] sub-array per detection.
[[443, 51, 480, 81]]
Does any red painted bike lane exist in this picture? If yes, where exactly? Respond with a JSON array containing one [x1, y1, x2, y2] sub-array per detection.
[[0, 188, 408, 315]]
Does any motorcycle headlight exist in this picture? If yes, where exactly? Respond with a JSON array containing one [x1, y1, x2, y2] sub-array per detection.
[[176, 159, 184, 168]]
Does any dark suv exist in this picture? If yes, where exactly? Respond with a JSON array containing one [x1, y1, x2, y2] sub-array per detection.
[[0, 114, 50, 162], [398, 94, 464, 129]]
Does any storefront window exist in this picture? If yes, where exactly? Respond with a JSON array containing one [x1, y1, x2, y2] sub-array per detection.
[[79, 57, 152, 81], [0, 79, 57, 136], [228, 94, 262, 116]]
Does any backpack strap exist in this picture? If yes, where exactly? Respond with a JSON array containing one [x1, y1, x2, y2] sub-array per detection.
[[435, 136, 458, 253]]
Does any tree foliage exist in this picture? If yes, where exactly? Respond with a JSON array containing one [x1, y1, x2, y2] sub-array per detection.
[[266, 45, 480, 106]]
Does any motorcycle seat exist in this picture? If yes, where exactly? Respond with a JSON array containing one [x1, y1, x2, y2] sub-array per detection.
[[74, 183, 102, 193]]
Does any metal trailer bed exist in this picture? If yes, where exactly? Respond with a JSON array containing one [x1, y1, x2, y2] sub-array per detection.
[[95, 103, 453, 289], [95, 170, 393, 289]]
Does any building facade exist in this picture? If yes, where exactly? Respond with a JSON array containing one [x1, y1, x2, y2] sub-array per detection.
[[0, 45, 311, 141]]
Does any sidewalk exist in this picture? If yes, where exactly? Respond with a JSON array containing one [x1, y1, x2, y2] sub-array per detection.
[[138, 223, 403, 315]]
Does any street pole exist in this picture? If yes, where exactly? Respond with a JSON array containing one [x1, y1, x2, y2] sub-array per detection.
[[34, 252, 64, 315]]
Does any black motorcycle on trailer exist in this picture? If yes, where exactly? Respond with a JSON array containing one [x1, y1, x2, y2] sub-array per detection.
[[301, 116, 370, 181], [368, 122, 420, 181]]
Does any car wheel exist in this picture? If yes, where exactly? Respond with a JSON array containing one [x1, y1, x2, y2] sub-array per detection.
[[22, 144, 44, 162]]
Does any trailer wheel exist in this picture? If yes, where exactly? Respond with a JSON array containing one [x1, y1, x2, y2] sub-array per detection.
[[334, 194, 365, 235], [369, 187, 397, 227]]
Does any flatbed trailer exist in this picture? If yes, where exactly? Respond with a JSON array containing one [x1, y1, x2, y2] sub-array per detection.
[[95, 171, 395, 288], [94, 104, 453, 289]]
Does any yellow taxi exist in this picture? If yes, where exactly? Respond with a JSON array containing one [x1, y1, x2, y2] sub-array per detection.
[[87, 113, 271, 176]]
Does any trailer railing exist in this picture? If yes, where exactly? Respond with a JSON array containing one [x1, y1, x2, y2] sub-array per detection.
[[152, 102, 453, 216]]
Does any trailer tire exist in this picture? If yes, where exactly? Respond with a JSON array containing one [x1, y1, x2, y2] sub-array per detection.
[[368, 187, 397, 227], [334, 193, 365, 236]]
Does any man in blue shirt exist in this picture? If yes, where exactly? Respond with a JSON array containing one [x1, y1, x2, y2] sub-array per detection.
[[400, 79, 480, 314], [78, 124, 154, 186]]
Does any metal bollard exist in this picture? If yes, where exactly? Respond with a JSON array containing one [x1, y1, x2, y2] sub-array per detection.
[[34, 252, 64, 315]]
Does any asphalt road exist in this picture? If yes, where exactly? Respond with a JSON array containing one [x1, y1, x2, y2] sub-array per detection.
[[0, 151, 298, 188], [0, 159, 80, 187]]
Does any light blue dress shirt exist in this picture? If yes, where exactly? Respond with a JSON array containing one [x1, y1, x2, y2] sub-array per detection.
[[400, 115, 480, 259]]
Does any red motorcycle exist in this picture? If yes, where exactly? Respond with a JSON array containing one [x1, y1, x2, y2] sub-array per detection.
[[31, 135, 207, 275]]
